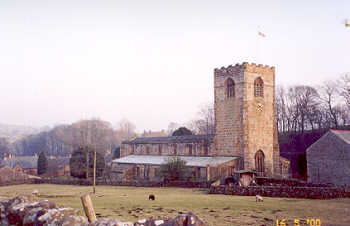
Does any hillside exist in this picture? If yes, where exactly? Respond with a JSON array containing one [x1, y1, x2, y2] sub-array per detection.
[[0, 123, 48, 142]]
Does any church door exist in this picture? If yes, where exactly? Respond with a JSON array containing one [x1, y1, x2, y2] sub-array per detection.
[[255, 150, 265, 177]]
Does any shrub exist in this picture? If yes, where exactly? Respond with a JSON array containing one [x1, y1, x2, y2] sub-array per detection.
[[160, 156, 187, 181]]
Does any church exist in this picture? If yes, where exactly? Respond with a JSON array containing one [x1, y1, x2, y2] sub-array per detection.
[[111, 62, 290, 181]]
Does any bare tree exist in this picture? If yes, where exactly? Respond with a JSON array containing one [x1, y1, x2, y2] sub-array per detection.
[[187, 102, 214, 135], [277, 85, 319, 133], [276, 86, 288, 133], [318, 81, 341, 128], [116, 118, 136, 141], [0, 138, 12, 155], [167, 122, 181, 136], [338, 74, 350, 110]]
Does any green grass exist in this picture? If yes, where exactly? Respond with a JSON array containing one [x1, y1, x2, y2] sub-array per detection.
[[1, 184, 349, 225]]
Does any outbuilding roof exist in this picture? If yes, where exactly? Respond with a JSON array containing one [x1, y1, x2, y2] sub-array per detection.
[[122, 134, 214, 145], [307, 129, 350, 153], [331, 130, 350, 144], [112, 155, 239, 167], [48, 157, 70, 167]]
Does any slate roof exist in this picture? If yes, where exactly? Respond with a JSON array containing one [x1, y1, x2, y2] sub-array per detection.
[[0, 156, 38, 169], [122, 134, 214, 145], [112, 155, 239, 167], [48, 157, 70, 166], [331, 130, 350, 145]]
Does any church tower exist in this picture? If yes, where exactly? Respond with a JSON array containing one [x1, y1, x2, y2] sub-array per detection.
[[213, 62, 280, 178]]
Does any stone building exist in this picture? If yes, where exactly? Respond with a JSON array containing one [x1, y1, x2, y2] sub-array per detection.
[[213, 62, 281, 178], [0, 165, 28, 184], [113, 62, 290, 181], [307, 130, 350, 186], [0, 156, 38, 175]]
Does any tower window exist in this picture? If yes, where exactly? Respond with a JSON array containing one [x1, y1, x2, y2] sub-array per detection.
[[255, 150, 265, 176], [226, 78, 235, 98], [254, 77, 264, 97]]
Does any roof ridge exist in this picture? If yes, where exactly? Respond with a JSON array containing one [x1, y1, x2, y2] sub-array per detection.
[[330, 130, 350, 145]]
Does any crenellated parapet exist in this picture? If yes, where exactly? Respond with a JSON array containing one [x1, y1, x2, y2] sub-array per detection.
[[214, 62, 274, 77]]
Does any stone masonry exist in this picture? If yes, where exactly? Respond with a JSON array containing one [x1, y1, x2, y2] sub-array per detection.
[[214, 62, 281, 177], [119, 62, 288, 180], [307, 130, 350, 186]]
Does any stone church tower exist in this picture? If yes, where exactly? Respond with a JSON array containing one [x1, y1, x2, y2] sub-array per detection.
[[213, 62, 281, 178]]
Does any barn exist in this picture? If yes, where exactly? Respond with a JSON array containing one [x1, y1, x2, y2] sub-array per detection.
[[307, 130, 350, 186]]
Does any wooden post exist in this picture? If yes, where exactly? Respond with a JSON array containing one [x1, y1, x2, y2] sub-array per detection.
[[206, 164, 210, 181], [86, 146, 89, 179], [81, 194, 97, 223], [93, 147, 96, 194]]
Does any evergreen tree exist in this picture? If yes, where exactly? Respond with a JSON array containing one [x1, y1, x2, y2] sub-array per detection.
[[172, 127, 193, 136], [70, 146, 105, 179], [112, 147, 121, 160], [37, 152, 48, 175]]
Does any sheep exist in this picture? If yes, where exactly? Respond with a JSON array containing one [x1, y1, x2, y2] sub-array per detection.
[[256, 195, 263, 202], [32, 189, 39, 196], [211, 180, 221, 187], [149, 194, 155, 201]]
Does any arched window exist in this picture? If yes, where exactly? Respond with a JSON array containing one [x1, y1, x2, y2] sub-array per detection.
[[254, 77, 264, 97], [255, 150, 265, 176], [187, 144, 193, 156], [226, 78, 235, 98], [158, 144, 162, 155]]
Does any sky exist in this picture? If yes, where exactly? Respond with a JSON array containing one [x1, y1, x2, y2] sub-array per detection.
[[0, 0, 349, 132]]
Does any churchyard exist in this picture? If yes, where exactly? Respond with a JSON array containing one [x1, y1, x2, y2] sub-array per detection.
[[0, 184, 349, 225]]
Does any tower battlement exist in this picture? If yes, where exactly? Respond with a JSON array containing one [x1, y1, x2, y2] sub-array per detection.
[[214, 61, 279, 178], [214, 62, 275, 77]]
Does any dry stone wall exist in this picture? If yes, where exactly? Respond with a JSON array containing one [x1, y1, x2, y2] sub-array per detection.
[[0, 195, 207, 226], [209, 185, 350, 199]]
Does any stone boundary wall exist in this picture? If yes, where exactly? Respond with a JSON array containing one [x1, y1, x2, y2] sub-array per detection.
[[34, 178, 210, 188], [256, 177, 332, 187], [209, 185, 350, 199], [0, 179, 36, 187], [0, 195, 206, 226]]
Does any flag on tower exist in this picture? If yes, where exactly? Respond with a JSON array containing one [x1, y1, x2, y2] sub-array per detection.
[[258, 31, 266, 38]]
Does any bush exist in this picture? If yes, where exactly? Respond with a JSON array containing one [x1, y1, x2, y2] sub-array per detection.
[[160, 156, 188, 181]]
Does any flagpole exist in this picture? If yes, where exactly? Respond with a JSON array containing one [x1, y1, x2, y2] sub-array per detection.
[[257, 26, 261, 63], [257, 31, 260, 63], [257, 26, 266, 64]]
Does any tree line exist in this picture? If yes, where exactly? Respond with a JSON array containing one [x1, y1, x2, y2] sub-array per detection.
[[276, 74, 350, 133], [1, 118, 137, 157]]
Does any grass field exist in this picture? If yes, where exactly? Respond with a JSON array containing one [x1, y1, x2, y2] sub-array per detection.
[[0, 184, 349, 225]]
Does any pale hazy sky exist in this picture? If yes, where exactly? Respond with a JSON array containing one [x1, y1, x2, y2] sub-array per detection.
[[0, 0, 349, 132]]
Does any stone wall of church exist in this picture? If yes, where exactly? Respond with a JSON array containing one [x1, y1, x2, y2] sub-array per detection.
[[214, 63, 280, 178], [121, 141, 214, 157], [111, 158, 238, 182], [214, 64, 245, 157], [243, 63, 277, 177]]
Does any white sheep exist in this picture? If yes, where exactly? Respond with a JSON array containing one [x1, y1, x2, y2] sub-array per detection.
[[256, 195, 263, 202]]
